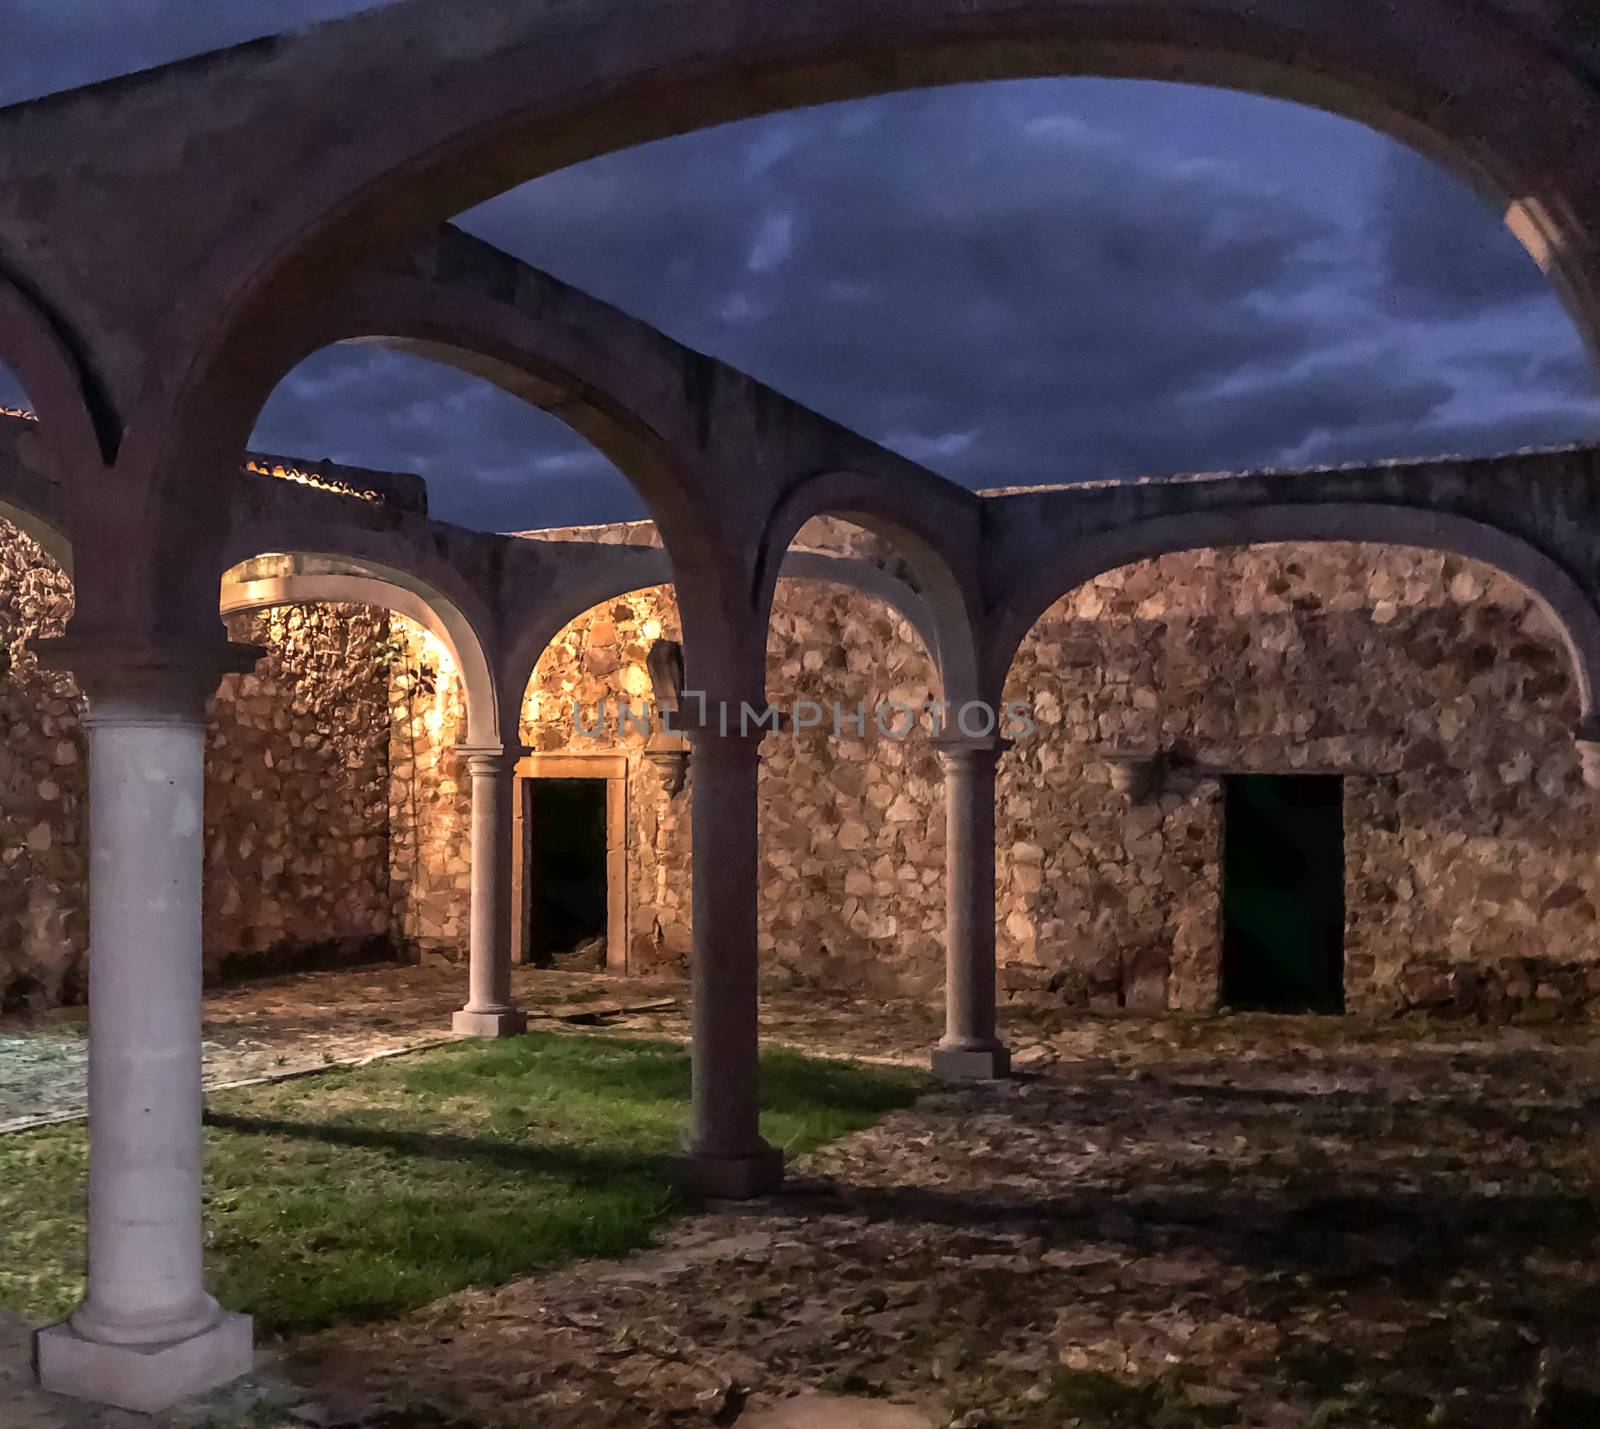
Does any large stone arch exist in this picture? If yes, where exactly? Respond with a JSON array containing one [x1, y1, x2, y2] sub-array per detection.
[[502, 537, 942, 732], [987, 502, 1600, 729], [191, 240, 748, 571], [164, 227, 971, 710], [63, 0, 1600, 378], [219, 554, 501, 748], [758, 471, 984, 707], [4, 0, 1597, 656]]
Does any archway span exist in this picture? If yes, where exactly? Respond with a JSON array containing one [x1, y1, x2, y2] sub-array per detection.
[[80, 0, 1595, 572], [265, 263, 711, 543], [153, 0, 1600, 368], [220, 554, 501, 748], [164, 237, 783, 589], [500, 533, 942, 736], [987, 503, 1600, 724], [759, 473, 984, 707]]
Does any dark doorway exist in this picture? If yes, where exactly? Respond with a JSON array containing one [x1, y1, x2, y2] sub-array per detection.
[[527, 778, 608, 965], [1222, 774, 1345, 1013]]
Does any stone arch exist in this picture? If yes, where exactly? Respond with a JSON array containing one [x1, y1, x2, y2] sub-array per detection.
[[97, 0, 1600, 640], [255, 263, 722, 549], [219, 555, 501, 749], [500, 533, 942, 738], [758, 471, 984, 707], [987, 503, 1600, 728], [166, 0, 1600, 371], [168, 241, 803, 712]]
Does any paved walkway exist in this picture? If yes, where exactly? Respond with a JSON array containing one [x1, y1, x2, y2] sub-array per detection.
[[6, 972, 1600, 1426]]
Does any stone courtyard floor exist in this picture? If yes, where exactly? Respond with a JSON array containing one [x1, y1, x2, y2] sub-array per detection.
[[5, 965, 1600, 1426], [0, 960, 936, 1134]]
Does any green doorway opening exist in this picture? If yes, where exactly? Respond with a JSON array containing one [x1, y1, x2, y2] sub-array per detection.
[[526, 778, 609, 967], [1221, 773, 1345, 1013]]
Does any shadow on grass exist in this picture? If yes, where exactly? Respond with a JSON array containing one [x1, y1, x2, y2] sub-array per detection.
[[203, 1110, 676, 1184]]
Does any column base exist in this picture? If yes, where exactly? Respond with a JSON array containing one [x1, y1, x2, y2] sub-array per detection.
[[451, 1008, 528, 1038], [675, 1142, 785, 1199], [35, 1311, 252, 1415], [931, 1044, 1011, 1081]]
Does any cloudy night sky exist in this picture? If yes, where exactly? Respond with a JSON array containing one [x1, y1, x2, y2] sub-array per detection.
[[2, 0, 1597, 532]]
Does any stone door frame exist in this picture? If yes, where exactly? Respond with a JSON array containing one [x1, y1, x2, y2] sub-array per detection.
[[513, 751, 630, 974]]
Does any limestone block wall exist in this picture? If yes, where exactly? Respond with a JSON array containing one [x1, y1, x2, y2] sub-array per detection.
[[386, 622, 472, 960], [759, 581, 945, 994], [522, 586, 691, 973], [0, 521, 400, 1008], [999, 543, 1600, 1019], [0, 527, 85, 1009], [10, 503, 1600, 1020], [207, 606, 394, 971]]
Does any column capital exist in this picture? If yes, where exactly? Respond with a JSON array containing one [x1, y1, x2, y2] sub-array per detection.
[[454, 744, 526, 776], [35, 635, 260, 722], [930, 734, 1012, 770]]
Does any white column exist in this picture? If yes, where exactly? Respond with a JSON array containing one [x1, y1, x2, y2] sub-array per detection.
[[931, 736, 1011, 1080], [34, 646, 253, 1414], [676, 722, 783, 1198], [452, 748, 527, 1037]]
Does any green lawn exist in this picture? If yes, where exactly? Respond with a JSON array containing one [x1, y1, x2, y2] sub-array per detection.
[[0, 1033, 925, 1334]]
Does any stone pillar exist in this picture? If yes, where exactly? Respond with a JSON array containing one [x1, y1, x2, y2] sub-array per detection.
[[33, 641, 256, 1414], [452, 747, 527, 1037], [931, 736, 1011, 1080], [676, 721, 783, 1198]]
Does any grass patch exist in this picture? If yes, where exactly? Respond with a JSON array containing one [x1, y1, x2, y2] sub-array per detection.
[[0, 1032, 924, 1334]]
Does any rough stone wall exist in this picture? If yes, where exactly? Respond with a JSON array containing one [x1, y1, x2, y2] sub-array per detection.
[[522, 586, 691, 974], [511, 562, 945, 986], [0, 528, 85, 1009], [11, 503, 1600, 1020], [759, 581, 945, 994], [386, 621, 472, 961], [207, 606, 394, 973], [0, 521, 399, 1007], [509, 531, 1600, 1020], [999, 543, 1599, 1020]]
